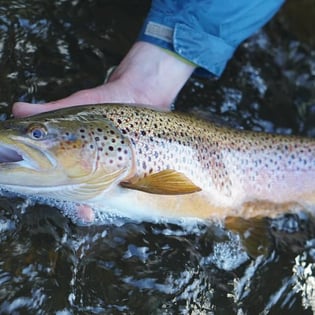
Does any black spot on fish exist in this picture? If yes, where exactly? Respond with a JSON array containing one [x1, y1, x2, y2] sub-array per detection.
[[108, 146, 114, 151]]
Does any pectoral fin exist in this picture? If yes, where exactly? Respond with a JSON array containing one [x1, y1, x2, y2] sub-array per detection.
[[120, 169, 201, 195]]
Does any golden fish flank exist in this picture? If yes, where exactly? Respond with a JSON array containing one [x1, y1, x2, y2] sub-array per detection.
[[102, 105, 315, 206], [0, 103, 314, 220]]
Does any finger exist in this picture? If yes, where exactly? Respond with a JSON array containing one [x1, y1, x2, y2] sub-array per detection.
[[12, 87, 105, 117]]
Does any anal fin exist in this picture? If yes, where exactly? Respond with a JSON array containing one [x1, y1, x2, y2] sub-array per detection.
[[225, 216, 272, 258]]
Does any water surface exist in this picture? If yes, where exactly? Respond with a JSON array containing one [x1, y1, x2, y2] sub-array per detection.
[[0, 1, 315, 314]]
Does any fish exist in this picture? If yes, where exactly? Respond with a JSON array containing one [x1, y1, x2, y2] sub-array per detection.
[[0, 103, 314, 223]]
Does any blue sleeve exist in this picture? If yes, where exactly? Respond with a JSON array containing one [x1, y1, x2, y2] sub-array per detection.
[[138, 0, 285, 77]]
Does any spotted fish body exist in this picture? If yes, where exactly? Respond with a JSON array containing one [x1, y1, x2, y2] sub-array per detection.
[[0, 103, 314, 220]]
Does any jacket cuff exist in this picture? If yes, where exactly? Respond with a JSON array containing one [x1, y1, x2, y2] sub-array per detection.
[[138, 20, 235, 77]]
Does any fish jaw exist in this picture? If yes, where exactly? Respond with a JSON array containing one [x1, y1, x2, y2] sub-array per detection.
[[0, 136, 64, 185], [9, 135, 60, 169]]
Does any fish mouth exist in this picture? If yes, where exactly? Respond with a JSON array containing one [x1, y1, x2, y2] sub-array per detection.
[[0, 144, 24, 163], [0, 142, 56, 170]]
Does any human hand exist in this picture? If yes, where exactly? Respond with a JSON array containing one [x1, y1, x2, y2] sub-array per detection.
[[13, 42, 195, 117]]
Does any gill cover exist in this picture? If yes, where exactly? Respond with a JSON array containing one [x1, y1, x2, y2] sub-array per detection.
[[0, 110, 134, 201]]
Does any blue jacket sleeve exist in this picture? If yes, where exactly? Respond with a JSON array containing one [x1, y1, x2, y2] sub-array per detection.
[[138, 0, 285, 77]]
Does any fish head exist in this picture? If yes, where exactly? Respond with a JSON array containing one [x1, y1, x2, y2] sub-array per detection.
[[0, 110, 133, 200]]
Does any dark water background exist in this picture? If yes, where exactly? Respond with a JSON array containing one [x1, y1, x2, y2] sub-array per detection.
[[0, 0, 315, 314]]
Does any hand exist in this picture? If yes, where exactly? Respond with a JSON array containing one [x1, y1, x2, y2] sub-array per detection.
[[13, 42, 196, 117]]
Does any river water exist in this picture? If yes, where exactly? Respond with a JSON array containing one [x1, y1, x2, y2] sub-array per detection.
[[0, 1, 315, 314]]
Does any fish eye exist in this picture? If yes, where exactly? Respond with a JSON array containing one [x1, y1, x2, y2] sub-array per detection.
[[27, 124, 48, 140]]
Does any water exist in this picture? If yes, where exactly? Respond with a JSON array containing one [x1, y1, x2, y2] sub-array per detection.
[[0, 0, 315, 314]]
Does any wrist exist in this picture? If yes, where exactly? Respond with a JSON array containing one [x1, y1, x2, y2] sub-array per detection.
[[108, 41, 195, 110]]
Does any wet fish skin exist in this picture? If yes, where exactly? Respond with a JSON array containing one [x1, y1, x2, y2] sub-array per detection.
[[0, 106, 134, 199], [101, 104, 315, 211], [0, 103, 314, 220]]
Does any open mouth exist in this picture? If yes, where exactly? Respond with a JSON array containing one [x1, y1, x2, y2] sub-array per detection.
[[0, 144, 23, 163]]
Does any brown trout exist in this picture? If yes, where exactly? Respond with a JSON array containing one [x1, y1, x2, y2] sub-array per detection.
[[0, 103, 314, 221]]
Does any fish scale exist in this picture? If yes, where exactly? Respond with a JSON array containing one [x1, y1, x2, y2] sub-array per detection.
[[0, 103, 314, 220], [101, 105, 315, 203], [61, 119, 133, 176]]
